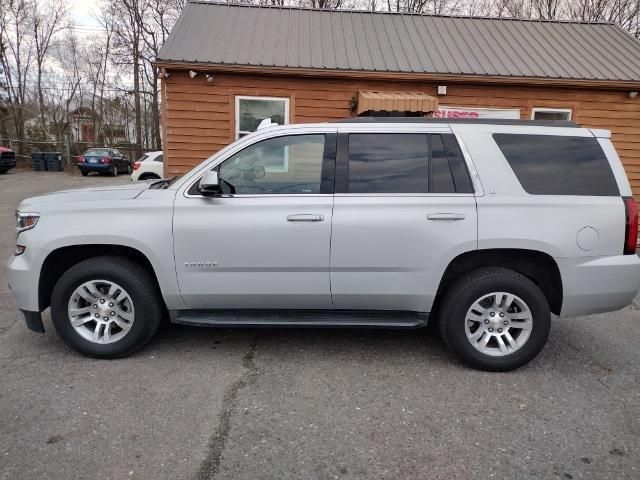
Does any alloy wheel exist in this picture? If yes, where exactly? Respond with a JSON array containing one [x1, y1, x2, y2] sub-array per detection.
[[464, 291, 533, 357], [67, 279, 135, 344]]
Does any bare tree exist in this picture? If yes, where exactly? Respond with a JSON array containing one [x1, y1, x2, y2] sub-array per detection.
[[47, 30, 82, 150], [32, 0, 68, 130], [105, 0, 146, 157], [138, 0, 186, 151], [0, 0, 34, 156]]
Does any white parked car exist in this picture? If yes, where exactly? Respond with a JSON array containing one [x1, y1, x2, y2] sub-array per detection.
[[7, 118, 640, 370], [130, 151, 163, 181]]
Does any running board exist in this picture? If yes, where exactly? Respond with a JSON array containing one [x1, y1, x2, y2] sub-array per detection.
[[169, 309, 428, 329]]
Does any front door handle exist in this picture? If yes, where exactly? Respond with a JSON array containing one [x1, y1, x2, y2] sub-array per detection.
[[427, 213, 465, 221], [287, 214, 324, 222]]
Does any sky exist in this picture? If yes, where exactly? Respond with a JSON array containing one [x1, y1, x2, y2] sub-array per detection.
[[70, 0, 102, 31]]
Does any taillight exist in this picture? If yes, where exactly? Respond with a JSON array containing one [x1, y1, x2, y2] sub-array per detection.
[[100, 156, 111, 164], [78, 156, 85, 164], [133, 162, 141, 171], [623, 196, 638, 255]]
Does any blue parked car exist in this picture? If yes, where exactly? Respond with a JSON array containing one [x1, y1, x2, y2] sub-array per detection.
[[78, 148, 131, 177]]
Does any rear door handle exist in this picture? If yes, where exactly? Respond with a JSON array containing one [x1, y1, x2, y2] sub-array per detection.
[[427, 213, 465, 221], [287, 214, 324, 222]]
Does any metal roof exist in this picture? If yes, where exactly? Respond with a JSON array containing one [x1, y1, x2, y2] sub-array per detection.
[[157, 1, 640, 82]]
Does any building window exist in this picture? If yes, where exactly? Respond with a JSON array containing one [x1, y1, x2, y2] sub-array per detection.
[[235, 96, 289, 139], [531, 108, 572, 121]]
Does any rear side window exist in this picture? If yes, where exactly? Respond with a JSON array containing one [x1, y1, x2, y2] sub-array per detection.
[[430, 134, 474, 194], [346, 133, 473, 194], [348, 134, 428, 193], [154, 154, 164, 163], [493, 134, 619, 196]]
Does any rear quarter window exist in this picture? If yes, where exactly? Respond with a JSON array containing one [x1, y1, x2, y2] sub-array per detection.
[[493, 134, 619, 196]]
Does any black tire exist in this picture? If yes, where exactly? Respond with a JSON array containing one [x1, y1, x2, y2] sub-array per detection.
[[81, 171, 88, 177], [111, 165, 118, 177], [0, 169, 7, 174], [438, 267, 551, 372], [50, 256, 163, 358], [139, 173, 161, 181]]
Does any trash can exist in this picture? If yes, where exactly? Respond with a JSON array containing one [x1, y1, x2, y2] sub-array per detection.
[[45, 152, 63, 172], [31, 152, 47, 171]]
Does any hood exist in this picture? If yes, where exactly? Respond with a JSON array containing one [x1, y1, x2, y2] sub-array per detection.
[[18, 183, 152, 210]]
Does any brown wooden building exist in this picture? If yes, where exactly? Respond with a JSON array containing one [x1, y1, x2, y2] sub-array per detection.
[[157, 2, 640, 201]]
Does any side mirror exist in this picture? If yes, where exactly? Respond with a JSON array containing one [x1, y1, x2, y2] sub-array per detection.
[[199, 170, 222, 195]]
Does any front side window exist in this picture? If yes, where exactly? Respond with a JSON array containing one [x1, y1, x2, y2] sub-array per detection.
[[235, 96, 289, 139], [531, 108, 572, 121], [219, 134, 325, 195], [493, 134, 619, 196]]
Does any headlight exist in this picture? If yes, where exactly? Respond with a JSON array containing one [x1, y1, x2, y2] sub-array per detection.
[[16, 211, 40, 234]]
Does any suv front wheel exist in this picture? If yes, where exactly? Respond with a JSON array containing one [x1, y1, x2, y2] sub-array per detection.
[[438, 267, 551, 371], [50, 256, 163, 358]]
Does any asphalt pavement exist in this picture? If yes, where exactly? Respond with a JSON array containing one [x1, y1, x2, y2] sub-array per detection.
[[0, 170, 638, 480]]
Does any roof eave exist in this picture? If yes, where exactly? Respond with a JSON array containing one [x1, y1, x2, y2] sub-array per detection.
[[154, 60, 640, 90]]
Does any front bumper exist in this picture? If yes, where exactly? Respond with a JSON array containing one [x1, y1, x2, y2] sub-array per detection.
[[21, 310, 44, 333], [7, 249, 41, 313], [8, 252, 45, 332]]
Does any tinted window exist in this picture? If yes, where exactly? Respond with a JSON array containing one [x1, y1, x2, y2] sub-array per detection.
[[154, 154, 164, 163], [430, 135, 455, 193], [493, 134, 619, 196], [348, 134, 428, 193], [430, 134, 473, 194], [442, 135, 474, 193], [219, 135, 325, 194]]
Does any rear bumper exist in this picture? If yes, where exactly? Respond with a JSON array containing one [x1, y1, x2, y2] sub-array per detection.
[[559, 254, 640, 317], [79, 164, 112, 172]]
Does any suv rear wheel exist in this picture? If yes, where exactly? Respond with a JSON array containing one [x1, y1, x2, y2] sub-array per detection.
[[438, 267, 551, 371], [50, 256, 163, 358]]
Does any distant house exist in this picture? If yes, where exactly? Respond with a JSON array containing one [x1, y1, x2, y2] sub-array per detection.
[[156, 1, 640, 202], [24, 102, 133, 147]]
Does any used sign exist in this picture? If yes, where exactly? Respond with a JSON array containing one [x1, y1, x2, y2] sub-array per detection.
[[434, 106, 521, 119]]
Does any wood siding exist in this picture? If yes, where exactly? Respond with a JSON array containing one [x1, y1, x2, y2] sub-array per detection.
[[162, 70, 640, 200]]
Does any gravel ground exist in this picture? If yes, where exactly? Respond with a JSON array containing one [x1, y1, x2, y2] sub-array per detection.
[[0, 170, 638, 480]]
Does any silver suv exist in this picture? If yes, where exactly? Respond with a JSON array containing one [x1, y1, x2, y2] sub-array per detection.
[[8, 119, 640, 371]]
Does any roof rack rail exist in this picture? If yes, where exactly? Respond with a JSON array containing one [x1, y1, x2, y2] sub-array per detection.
[[333, 117, 580, 127]]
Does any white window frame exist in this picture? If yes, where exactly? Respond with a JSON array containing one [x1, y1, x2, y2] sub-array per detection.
[[235, 96, 291, 172], [531, 107, 572, 120], [235, 95, 290, 140]]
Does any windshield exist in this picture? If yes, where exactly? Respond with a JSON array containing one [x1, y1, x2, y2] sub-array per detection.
[[137, 154, 149, 162], [85, 148, 110, 156]]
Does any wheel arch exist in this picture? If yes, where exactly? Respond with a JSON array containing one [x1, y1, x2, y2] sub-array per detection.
[[39, 244, 164, 311], [435, 249, 563, 315], [138, 172, 161, 180]]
